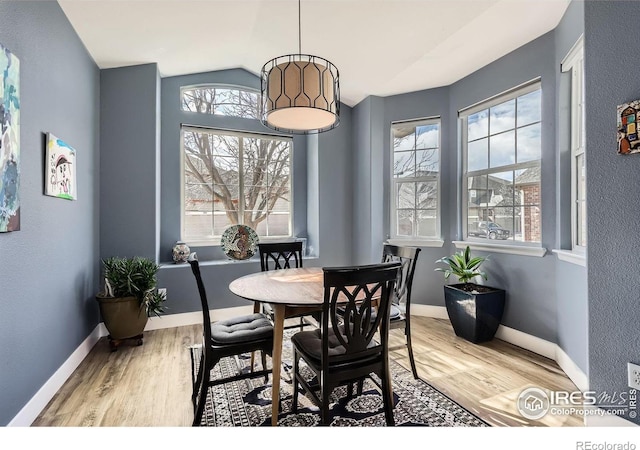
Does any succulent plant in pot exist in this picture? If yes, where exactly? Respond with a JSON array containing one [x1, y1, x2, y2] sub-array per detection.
[[435, 246, 505, 343], [96, 256, 167, 351]]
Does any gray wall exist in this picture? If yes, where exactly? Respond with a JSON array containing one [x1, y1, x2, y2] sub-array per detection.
[[0, 1, 100, 426], [585, 0, 640, 423], [100, 63, 161, 262]]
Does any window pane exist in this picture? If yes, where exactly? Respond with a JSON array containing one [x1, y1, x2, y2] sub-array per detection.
[[490, 99, 515, 135], [492, 207, 516, 241], [394, 151, 415, 178], [468, 174, 490, 208], [417, 210, 437, 237], [393, 126, 415, 151], [416, 181, 437, 209], [517, 123, 542, 163], [490, 131, 515, 168], [468, 138, 488, 172], [397, 210, 414, 236], [182, 127, 292, 240], [416, 124, 439, 148], [416, 149, 438, 175], [267, 213, 290, 236], [519, 205, 541, 243], [517, 90, 542, 127], [577, 153, 586, 246], [181, 86, 259, 119], [468, 110, 488, 141], [397, 183, 415, 209], [515, 166, 541, 206], [212, 212, 235, 236], [184, 213, 213, 239], [491, 171, 515, 206]]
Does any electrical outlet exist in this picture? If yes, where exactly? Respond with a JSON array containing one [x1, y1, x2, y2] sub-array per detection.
[[158, 288, 167, 297], [628, 362, 640, 390]]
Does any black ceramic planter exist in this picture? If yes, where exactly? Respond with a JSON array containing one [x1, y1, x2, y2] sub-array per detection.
[[443, 283, 506, 344]]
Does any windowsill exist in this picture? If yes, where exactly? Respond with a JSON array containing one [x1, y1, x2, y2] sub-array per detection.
[[386, 238, 444, 248], [452, 240, 547, 257], [552, 249, 586, 267], [160, 255, 319, 269]]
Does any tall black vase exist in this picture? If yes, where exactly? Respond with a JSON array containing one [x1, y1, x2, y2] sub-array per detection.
[[443, 283, 506, 344]]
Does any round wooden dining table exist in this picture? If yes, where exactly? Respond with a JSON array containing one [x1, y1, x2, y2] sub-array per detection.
[[229, 267, 324, 426]]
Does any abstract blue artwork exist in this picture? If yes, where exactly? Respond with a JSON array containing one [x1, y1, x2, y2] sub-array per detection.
[[0, 43, 19, 232]]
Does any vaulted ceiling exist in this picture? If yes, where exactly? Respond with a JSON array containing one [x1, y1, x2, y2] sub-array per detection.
[[58, 0, 571, 106]]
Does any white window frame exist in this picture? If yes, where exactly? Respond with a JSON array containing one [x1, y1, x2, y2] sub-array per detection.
[[459, 79, 544, 253], [180, 125, 294, 246], [555, 36, 586, 266], [389, 117, 443, 246]]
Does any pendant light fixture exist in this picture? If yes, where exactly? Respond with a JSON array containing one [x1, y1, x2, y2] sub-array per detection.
[[260, 0, 340, 134]]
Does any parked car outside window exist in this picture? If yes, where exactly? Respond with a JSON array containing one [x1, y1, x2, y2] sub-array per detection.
[[468, 221, 510, 240]]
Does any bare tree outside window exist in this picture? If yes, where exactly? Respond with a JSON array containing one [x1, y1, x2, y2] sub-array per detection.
[[182, 85, 259, 119], [391, 120, 440, 238]]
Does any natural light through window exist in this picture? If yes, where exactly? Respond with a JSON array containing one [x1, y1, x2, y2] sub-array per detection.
[[181, 126, 292, 244], [461, 81, 542, 244], [181, 85, 259, 119], [390, 118, 440, 240]]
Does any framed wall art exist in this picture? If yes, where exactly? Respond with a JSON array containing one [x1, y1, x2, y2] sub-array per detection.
[[0, 43, 20, 232], [45, 133, 77, 200], [617, 99, 640, 154]]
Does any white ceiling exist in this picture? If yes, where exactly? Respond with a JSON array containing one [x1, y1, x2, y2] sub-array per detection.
[[58, 0, 571, 107]]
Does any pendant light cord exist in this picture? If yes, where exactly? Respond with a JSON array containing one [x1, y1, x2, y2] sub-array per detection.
[[298, 0, 302, 55]]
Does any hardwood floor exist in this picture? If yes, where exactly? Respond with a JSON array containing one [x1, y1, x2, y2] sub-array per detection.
[[32, 316, 583, 427]]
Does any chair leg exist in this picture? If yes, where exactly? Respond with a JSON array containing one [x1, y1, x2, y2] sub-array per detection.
[[192, 352, 204, 409], [380, 366, 395, 426], [320, 377, 332, 425], [193, 357, 218, 426], [405, 322, 418, 379], [292, 349, 300, 413], [357, 379, 364, 395], [261, 351, 269, 382]]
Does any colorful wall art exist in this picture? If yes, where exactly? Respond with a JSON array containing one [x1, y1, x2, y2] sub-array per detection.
[[617, 99, 640, 154], [45, 133, 77, 200], [0, 43, 20, 232]]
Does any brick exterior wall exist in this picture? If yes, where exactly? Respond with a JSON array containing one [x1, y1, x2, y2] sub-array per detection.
[[522, 184, 541, 242]]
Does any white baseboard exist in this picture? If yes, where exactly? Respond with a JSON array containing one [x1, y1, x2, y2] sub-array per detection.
[[8, 325, 103, 427], [555, 345, 589, 392], [8, 305, 254, 426], [412, 304, 449, 320]]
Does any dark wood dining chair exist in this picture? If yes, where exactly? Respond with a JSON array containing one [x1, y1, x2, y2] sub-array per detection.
[[257, 241, 317, 330], [188, 252, 274, 426], [290, 262, 401, 426], [382, 244, 421, 379]]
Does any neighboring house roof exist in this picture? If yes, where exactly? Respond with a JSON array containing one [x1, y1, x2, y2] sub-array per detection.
[[515, 165, 541, 186]]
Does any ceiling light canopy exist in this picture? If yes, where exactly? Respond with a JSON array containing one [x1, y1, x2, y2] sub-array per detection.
[[260, 0, 340, 135]]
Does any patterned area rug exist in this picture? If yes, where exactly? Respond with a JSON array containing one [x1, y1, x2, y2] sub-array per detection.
[[189, 332, 488, 427]]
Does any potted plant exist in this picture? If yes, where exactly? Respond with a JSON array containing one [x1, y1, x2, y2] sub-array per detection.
[[96, 256, 167, 351], [435, 246, 505, 343]]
